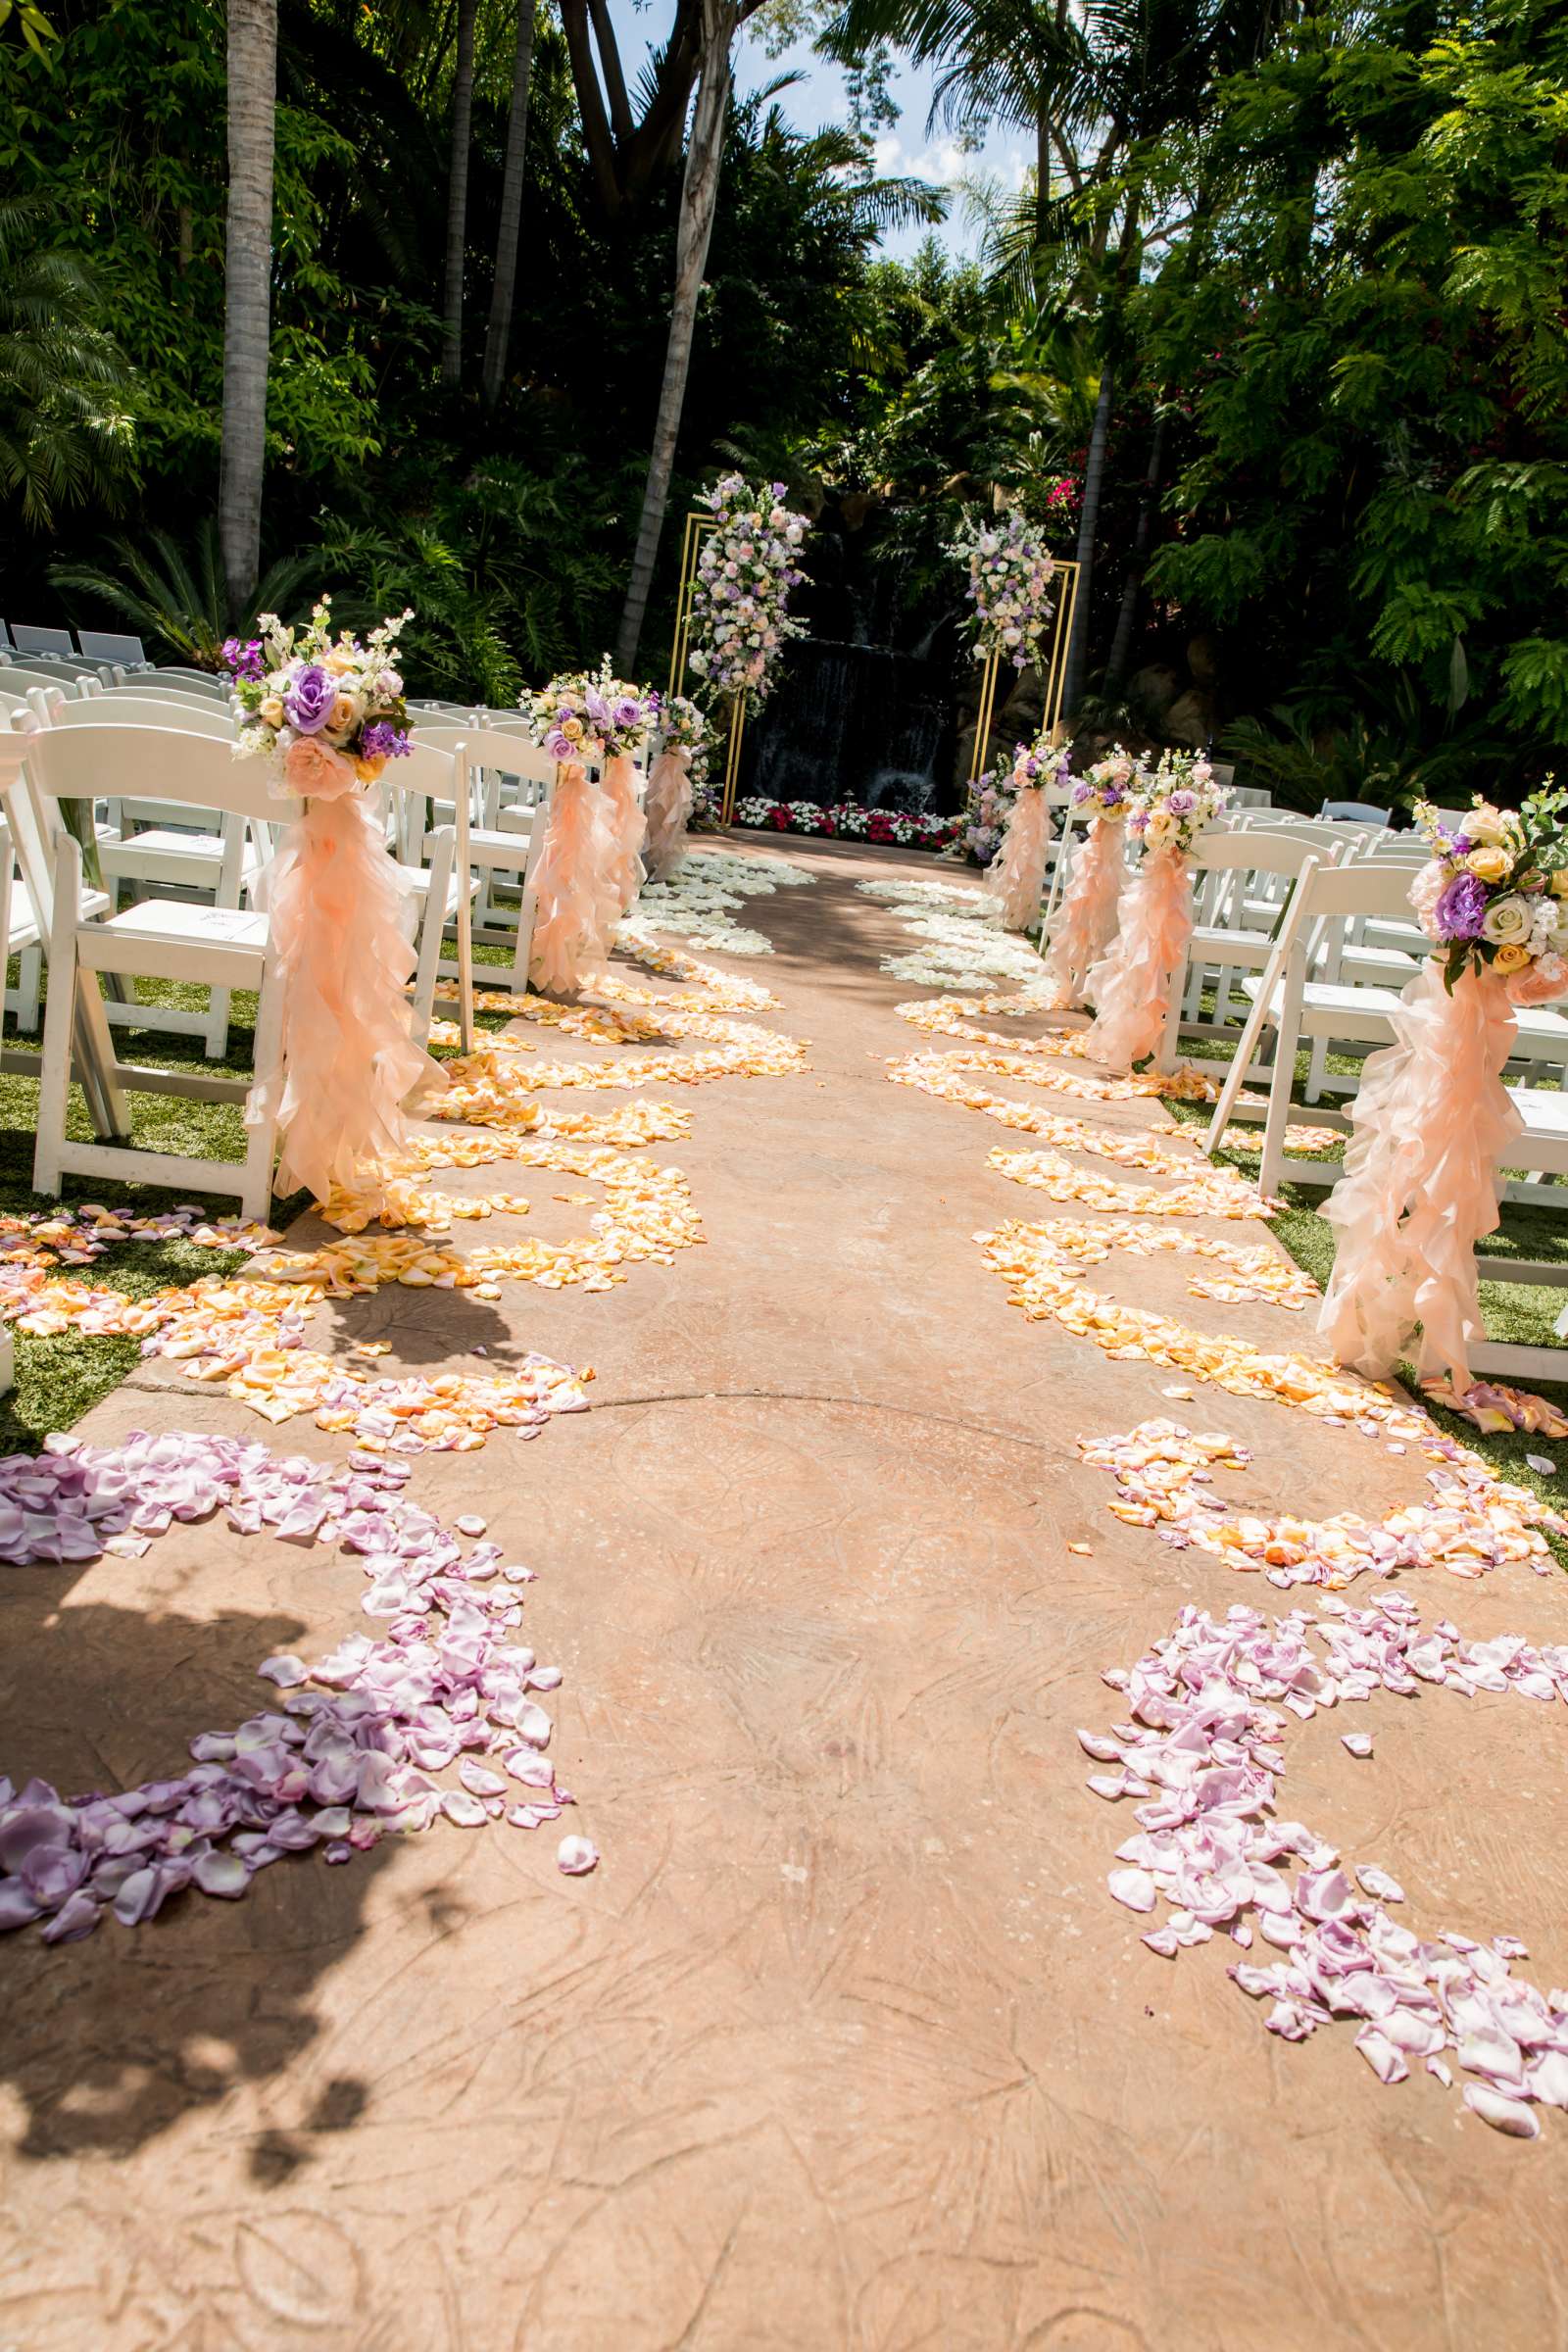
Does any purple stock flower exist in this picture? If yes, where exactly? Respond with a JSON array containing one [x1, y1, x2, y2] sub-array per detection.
[[1434, 870, 1488, 941], [284, 663, 334, 736], [360, 721, 410, 760], [220, 637, 264, 681]]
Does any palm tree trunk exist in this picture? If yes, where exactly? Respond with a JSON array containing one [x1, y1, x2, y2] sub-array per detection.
[[481, 0, 538, 411], [441, 0, 479, 389], [1061, 360, 1112, 717], [219, 0, 278, 623], [1103, 407, 1166, 692], [614, 0, 733, 676]]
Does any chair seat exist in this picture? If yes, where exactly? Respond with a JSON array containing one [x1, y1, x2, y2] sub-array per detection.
[[79, 898, 269, 983], [403, 867, 480, 916], [1242, 975, 1403, 1038], [1190, 926, 1272, 966], [100, 827, 259, 878]]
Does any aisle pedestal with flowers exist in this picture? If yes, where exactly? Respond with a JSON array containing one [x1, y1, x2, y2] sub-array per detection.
[[985, 740, 1071, 931], [1319, 791, 1568, 1395], [1039, 752, 1135, 1007], [674, 472, 808, 825], [227, 602, 445, 1209], [949, 509, 1078, 799], [644, 696, 706, 881], [1085, 753, 1230, 1069], [522, 663, 659, 995]]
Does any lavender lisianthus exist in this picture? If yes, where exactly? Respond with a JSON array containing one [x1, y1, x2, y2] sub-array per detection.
[[1434, 870, 1488, 941], [284, 663, 334, 736]]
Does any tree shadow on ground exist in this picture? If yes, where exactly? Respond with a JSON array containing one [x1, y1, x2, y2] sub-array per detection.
[[0, 1552, 441, 2174]]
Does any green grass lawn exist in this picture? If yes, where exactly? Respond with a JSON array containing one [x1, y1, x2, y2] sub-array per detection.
[[0, 951, 526, 1452]]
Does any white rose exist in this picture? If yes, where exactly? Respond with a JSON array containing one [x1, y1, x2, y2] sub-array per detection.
[[1481, 893, 1532, 946]]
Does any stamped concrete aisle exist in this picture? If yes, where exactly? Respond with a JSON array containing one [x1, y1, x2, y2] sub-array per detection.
[[2, 837, 1566, 2350]]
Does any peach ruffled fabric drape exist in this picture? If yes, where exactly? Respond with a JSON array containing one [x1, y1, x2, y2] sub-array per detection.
[[247, 741, 445, 1205], [527, 760, 619, 996], [1041, 817, 1126, 1010], [1317, 960, 1521, 1390], [986, 787, 1053, 932], [602, 751, 647, 913], [1084, 848, 1193, 1069], [643, 748, 693, 883]]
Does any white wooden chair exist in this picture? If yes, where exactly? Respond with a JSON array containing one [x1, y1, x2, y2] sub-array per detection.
[[1163, 827, 1349, 1064], [77, 629, 149, 666], [412, 721, 555, 994], [111, 667, 226, 703], [1320, 798, 1394, 827], [386, 739, 475, 1050], [10, 624, 76, 658], [26, 696, 264, 1057], [22, 725, 464, 1216]]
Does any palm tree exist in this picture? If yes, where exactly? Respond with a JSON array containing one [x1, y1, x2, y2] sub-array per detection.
[[0, 198, 131, 529], [51, 521, 320, 667], [441, 0, 480, 389], [481, 0, 538, 411], [614, 0, 739, 676], [220, 0, 278, 623]]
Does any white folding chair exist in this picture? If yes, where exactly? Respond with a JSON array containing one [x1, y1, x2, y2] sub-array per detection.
[[27, 697, 264, 1057], [1164, 827, 1348, 1064], [1320, 798, 1394, 827], [385, 739, 474, 1050], [112, 667, 226, 703], [414, 720, 557, 994], [10, 625, 76, 658], [23, 725, 284, 1215], [77, 629, 149, 666]]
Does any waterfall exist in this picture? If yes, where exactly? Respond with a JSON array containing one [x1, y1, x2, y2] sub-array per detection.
[[743, 640, 954, 813]]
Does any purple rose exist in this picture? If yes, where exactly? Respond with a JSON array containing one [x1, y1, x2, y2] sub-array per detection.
[[284, 663, 333, 735], [1167, 788, 1197, 814], [612, 698, 642, 729], [1434, 870, 1488, 941]]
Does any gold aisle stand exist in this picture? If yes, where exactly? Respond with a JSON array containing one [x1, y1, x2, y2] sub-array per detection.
[[966, 557, 1081, 786], [665, 510, 752, 825], [720, 697, 746, 826]]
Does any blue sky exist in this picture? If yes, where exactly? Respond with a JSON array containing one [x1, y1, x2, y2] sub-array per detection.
[[603, 2, 1034, 260]]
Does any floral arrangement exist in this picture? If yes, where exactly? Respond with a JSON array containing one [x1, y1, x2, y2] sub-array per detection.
[[660, 692, 709, 778], [1411, 787, 1568, 991], [1127, 750, 1228, 857], [732, 798, 960, 852], [226, 599, 414, 788], [949, 507, 1057, 669], [687, 472, 808, 710], [1072, 745, 1143, 821], [521, 657, 659, 764]]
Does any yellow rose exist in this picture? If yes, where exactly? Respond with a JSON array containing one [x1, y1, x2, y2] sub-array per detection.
[[353, 754, 386, 783], [1551, 870, 1568, 898], [1493, 943, 1531, 972], [1466, 846, 1511, 884], [563, 717, 584, 740], [328, 691, 359, 733], [260, 695, 284, 727], [327, 647, 357, 674]]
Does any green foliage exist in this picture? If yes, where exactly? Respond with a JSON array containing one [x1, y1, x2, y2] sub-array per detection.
[[0, 196, 133, 524], [1137, 0, 1568, 791]]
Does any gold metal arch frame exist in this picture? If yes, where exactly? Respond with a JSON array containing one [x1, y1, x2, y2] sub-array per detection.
[[966, 558, 1082, 785], [667, 510, 748, 826]]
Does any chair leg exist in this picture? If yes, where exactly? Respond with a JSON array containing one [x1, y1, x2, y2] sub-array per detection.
[[1305, 1031, 1330, 1103], [412, 832, 454, 1048], [34, 846, 81, 1198], [1259, 987, 1305, 1198], [17, 945, 40, 1035], [240, 965, 285, 1222]]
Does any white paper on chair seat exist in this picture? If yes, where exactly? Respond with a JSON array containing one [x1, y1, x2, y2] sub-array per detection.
[[100, 827, 229, 864], [103, 902, 268, 948]]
